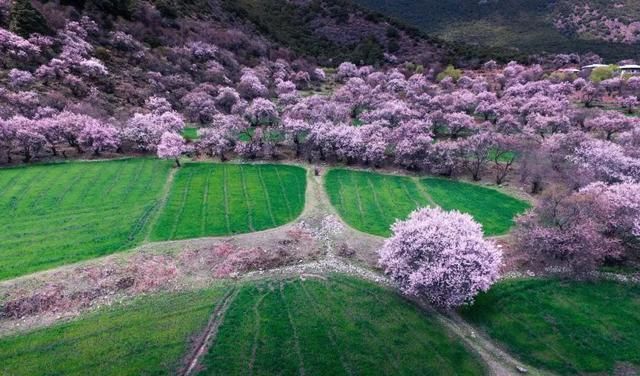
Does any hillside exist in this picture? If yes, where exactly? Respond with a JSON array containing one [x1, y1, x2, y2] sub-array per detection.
[[351, 0, 640, 61]]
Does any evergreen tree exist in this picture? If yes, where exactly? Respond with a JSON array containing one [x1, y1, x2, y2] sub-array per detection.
[[9, 0, 51, 37]]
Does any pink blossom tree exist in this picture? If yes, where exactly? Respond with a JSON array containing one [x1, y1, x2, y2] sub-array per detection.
[[514, 182, 640, 275], [78, 121, 120, 155], [157, 132, 185, 167], [379, 207, 502, 308], [584, 111, 634, 140]]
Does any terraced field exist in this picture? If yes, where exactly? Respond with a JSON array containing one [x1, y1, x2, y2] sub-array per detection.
[[461, 279, 640, 375], [150, 163, 307, 240], [199, 275, 484, 375], [0, 159, 172, 280], [0, 287, 228, 375], [325, 169, 529, 237]]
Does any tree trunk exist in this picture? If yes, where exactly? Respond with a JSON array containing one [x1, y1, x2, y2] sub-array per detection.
[[175, 158, 181, 167]]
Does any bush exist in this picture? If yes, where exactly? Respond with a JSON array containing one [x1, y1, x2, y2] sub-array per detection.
[[436, 64, 462, 82]]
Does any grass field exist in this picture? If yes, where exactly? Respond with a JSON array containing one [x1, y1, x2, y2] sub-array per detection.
[[0, 286, 228, 375], [150, 163, 306, 240], [324, 169, 432, 236], [421, 178, 530, 236], [325, 169, 528, 236], [182, 127, 200, 141], [200, 275, 484, 375], [461, 279, 640, 375], [0, 159, 172, 280]]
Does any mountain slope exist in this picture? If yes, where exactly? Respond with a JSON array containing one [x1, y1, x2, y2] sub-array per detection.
[[351, 0, 640, 61]]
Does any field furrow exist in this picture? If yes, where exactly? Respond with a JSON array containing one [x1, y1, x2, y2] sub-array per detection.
[[0, 159, 172, 280], [325, 168, 529, 236], [150, 163, 306, 240], [196, 276, 484, 375]]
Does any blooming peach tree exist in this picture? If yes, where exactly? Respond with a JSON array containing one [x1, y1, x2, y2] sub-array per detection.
[[379, 207, 502, 308]]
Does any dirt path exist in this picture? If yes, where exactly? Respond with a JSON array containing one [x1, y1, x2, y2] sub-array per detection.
[[181, 286, 239, 376]]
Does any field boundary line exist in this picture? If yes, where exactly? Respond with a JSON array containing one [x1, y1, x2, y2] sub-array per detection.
[[200, 166, 212, 237], [182, 286, 239, 376], [279, 282, 306, 376], [412, 177, 437, 207], [299, 280, 354, 376], [365, 176, 385, 218], [239, 165, 255, 232], [274, 167, 293, 218], [248, 291, 270, 374], [222, 165, 231, 234], [257, 167, 277, 227], [143, 167, 177, 242], [5, 171, 40, 211], [103, 159, 126, 197], [349, 174, 366, 228], [0, 174, 20, 198]]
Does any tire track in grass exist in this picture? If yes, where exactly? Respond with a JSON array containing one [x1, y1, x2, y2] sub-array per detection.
[[332, 280, 404, 374], [413, 177, 438, 207], [335, 279, 462, 375], [52, 173, 83, 208], [170, 170, 194, 239], [351, 174, 366, 228], [239, 165, 255, 232], [200, 165, 212, 237], [335, 175, 347, 218], [299, 280, 354, 376], [75, 165, 105, 210], [122, 158, 147, 196], [498, 310, 581, 373], [103, 159, 127, 197], [182, 286, 239, 376], [222, 165, 231, 234], [0, 173, 21, 198], [274, 167, 293, 218], [279, 282, 306, 376], [25, 165, 65, 212], [257, 167, 277, 227], [144, 168, 177, 242], [365, 176, 385, 219], [400, 179, 422, 208], [248, 291, 270, 375], [3, 171, 40, 211]]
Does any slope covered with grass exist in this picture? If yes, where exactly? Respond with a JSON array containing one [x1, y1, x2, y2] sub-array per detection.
[[352, 0, 640, 60], [461, 279, 640, 375], [0, 159, 172, 280], [0, 286, 229, 375], [199, 275, 484, 375], [151, 163, 306, 240]]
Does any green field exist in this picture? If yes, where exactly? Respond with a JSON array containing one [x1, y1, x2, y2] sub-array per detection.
[[182, 127, 200, 141], [325, 169, 528, 236], [0, 287, 228, 375], [421, 178, 530, 236], [324, 169, 432, 236], [461, 279, 640, 375], [200, 275, 484, 375], [150, 163, 306, 240], [0, 159, 172, 280]]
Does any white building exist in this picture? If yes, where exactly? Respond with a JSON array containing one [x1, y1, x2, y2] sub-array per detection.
[[619, 65, 640, 75]]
